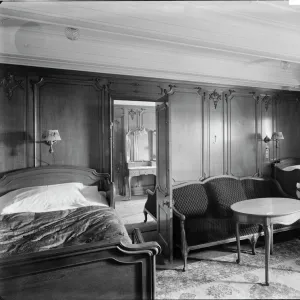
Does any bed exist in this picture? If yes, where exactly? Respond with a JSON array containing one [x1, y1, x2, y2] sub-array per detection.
[[272, 157, 300, 198], [0, 165, 160, 300]]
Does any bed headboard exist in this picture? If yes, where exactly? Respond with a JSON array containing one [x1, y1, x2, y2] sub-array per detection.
[[272, 158, 300, 198], [0, 165, 111, 197], [274, 157, 300, 170]]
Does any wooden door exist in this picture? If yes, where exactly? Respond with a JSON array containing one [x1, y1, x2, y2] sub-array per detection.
[[156, 95, 173, 263]]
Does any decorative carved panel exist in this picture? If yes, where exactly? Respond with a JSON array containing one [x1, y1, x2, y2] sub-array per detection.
[[209, 89, 222, 109], [0, 72, 24, 100]]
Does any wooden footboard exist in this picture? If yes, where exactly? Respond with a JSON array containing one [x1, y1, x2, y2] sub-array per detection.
[[0, 235, 161, 300]]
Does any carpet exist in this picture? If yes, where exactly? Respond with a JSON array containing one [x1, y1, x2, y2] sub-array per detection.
[[156, 238, 300, 299]]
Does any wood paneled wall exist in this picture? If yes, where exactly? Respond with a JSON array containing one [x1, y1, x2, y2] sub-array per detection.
[[170, 89, 300, 182], [276, 98, 300, 159], [0, 65, 111, 176], [171, 92, 202, 181], [1, 63, 300, 182]]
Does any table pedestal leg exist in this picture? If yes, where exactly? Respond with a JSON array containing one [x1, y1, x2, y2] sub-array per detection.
[[235, 222, 241, 264], [263, 224, 271, 286], [270, 224, 273, 255]]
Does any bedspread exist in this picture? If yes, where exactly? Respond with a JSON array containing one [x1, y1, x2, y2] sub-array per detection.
[[0, 206, 130, 258]]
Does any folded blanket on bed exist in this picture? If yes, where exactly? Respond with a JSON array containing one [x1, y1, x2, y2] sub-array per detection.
[[0, 206, 130, 258]]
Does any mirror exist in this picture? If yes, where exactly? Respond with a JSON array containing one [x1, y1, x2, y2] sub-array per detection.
[[126, 128, 153, 162]]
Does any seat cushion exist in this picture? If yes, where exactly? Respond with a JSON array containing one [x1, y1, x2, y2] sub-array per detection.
[[182, 217, 261, 246], [241, 179, 272, 199], [205, 178, 247, 218], [173, 184, 208, 217]]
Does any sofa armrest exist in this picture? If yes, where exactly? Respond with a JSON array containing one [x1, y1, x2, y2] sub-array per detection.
[[173, 207, 186, 221]]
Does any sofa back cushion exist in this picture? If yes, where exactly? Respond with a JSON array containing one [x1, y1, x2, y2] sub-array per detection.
[[205, 178, 247, 218], [173, 183, 208, 217], [241, 179, 272, 199]]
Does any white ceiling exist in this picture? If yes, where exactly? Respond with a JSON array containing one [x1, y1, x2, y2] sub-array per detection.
[[1, 1, 300, 90]]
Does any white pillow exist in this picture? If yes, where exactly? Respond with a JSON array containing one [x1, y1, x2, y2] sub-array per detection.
[[0, 183, 107, 214], [0, 182, 85, 214], [80, 186, 108, 207]]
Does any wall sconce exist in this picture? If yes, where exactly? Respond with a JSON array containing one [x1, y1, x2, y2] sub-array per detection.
[[272, 131, 284, 161], [263, 135, 271, 160], [263, 135, 271, 143], [42, 130, 61, 153]]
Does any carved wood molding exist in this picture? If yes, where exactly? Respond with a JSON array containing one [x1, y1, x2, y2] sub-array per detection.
[[250, 92, 273, 111], [128, 109, 137, 120], [227, 90, 231, 176], [224, 89, 235, 103], [201, 92, 205, 179], [194, 87, 202, 96], [165, 84, 176, 95], [95, 78, 111, 91], [158, 84, 176, 95], [0, 72, 24, 100], [209, 89, 222, 109], [250, 91, 260, 104], [137, 108, 146, 128], [261, 94, 272, 111]]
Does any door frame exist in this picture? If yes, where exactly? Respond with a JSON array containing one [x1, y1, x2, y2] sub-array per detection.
[[156, 95, 173, 263]]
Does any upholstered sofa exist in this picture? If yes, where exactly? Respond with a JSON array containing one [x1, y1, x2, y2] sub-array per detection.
[[172, 175, 300, 271]]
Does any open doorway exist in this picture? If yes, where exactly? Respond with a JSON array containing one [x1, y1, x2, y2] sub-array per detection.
[[113, 100, 157, 236]]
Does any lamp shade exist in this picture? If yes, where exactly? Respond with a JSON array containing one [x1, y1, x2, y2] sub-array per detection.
[[272, 132, 284, 140], [42, 130, 61, 142]]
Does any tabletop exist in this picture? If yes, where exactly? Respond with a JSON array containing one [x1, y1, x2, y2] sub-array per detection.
[[231, 197, 300, 217]]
